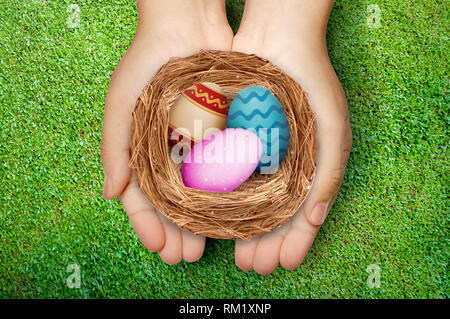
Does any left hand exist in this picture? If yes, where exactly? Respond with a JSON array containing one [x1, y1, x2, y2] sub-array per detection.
[[231, 5, 352, 274]]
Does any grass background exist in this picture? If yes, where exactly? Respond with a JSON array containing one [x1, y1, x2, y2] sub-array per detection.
[[0, 0, 448, 298]]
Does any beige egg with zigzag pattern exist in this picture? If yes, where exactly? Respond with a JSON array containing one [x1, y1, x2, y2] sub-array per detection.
[[168, 82, 229, 148]]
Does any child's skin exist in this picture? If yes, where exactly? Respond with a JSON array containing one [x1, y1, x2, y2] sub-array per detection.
[[101, 0, 352, 275]]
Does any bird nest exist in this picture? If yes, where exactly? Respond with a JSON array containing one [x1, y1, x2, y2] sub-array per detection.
[[130, 50, 316, 240]]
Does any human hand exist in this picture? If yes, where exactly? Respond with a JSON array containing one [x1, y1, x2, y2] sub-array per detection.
[[101, 0, 233, 264], [231, 0, 352, 274]]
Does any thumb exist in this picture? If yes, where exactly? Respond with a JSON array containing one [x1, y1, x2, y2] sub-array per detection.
[[303, 112, 352, 226], [101, 91, 133, 200], [101, 43, 163, 199]]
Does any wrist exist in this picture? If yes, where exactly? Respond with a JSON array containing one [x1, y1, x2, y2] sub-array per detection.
[[137, 0, 227, 28], [241, 0, 333, 39]]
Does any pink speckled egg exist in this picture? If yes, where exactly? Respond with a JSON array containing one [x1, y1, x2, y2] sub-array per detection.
[[181, 128, 262, 192]]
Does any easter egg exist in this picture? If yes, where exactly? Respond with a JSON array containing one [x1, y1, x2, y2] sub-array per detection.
[[168, 82, 229, 149], [227, 86, 290, 173], [181, 128, 262, 192]]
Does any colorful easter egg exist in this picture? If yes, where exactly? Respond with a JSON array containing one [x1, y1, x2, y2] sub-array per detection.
[[181, 128, 262, 192], [168, 82, 229, 149], [227, 86, 290, 173]]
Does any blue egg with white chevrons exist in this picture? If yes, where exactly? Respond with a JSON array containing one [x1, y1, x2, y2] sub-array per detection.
[[227, 86, 290, 173]]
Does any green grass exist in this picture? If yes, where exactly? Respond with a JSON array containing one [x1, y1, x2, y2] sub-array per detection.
[[0, 0, 448, 298]]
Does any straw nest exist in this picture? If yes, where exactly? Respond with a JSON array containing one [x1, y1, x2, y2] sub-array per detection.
[[130, 50, 316, 240]]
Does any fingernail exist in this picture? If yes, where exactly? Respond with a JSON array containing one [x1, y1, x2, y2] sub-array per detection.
[[310, 202, 328, 225], [103, 175, 112, 199]]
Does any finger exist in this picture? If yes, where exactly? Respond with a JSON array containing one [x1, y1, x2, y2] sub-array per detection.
[[181, 229, 206, 263], [101, 43, 165, 199], [235, 237, 259, 271], [158, 215, 183, 265], [252, 224, 288, 275], [119, 175, 165, 252], [279, 211, 320, 270]]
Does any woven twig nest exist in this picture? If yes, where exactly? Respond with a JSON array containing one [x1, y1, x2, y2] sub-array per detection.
[[130, 50, 316, 240]]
